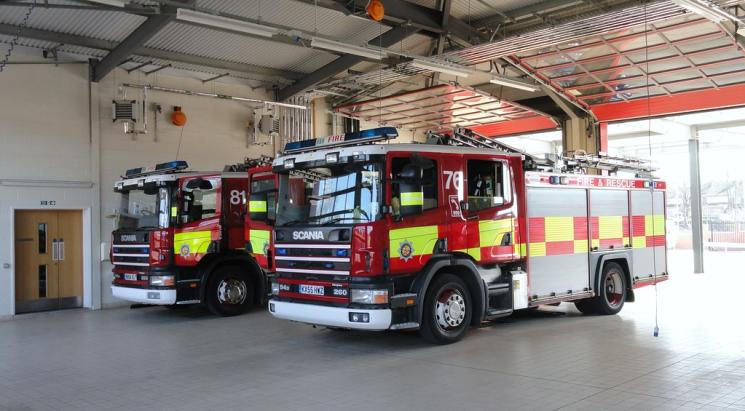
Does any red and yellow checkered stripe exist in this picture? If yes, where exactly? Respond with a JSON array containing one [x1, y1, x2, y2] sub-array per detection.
[[527, 217, 588, 257], [631, 214, 666, 248], [590, 216, 630, 249]]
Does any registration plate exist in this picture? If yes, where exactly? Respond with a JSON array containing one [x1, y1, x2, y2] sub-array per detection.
[[299, 284, 325, 296], [124, 273, 138, 281]]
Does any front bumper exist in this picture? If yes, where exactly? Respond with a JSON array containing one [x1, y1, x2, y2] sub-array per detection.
[[111, 285, 177, 305], [269, 299, 392, 331]]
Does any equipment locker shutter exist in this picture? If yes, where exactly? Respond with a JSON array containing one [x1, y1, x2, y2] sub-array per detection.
[[589, 190, 630, 251], [526, 187, 590, 299], [630, 190, 667, 279]]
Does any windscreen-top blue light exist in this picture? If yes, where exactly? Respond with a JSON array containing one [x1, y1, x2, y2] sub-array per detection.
[[283, 127, 398, 154]]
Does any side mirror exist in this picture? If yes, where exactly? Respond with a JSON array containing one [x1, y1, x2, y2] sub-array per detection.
[[186, 178, 213, 190], [248, 192, 268, 222]]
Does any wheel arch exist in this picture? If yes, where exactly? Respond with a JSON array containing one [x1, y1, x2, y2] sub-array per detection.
[[592, 253, 634, 303], [411, 255, 486, 327], [197, 251, 267, 305]]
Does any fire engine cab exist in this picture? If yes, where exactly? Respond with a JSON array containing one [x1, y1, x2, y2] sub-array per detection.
[[265, 127, 668, 344], [110, 160, 274, 316]]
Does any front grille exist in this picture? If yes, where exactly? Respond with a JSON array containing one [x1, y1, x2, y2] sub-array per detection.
[[112, 243, 150, 267], [274, 243, 351, 277]]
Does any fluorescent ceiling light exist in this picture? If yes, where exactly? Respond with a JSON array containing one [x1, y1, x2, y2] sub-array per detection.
[[311, 37, 384, 60], [671, 0, 733, 22], [88, 0, 127, 7], [176, 8, 281, 38], [489, 75, 540, 92], [411, 59, 475, 77]]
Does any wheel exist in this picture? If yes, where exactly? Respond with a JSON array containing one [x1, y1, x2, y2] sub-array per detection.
[[574, 262, 626, 315], [420, 274, 472, 344], [206, 265, 254, 317]]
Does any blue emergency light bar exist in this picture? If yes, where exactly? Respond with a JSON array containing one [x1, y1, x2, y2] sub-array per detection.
[[283, 127, 398, 154], [124, 160, 189, 178]]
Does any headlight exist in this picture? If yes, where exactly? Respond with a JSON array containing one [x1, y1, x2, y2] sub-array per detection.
[[150, 275, 175, 286], [350, 289, 388, 304], [271, 282, 280, 295]]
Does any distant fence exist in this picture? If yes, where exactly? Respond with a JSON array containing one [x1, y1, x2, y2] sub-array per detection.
[[705, 221, 745, 250]]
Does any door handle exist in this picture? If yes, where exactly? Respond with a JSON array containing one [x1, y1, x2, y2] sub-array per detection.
[[52, 239, 58, 261], [59, 239, 65, 261]]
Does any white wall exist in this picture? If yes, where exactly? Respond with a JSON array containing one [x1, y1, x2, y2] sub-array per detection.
[[0, 61, 281, 316]]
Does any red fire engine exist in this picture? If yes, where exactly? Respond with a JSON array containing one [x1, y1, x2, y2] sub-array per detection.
[[110, 159, 275, 316], [263, 127, 668, 343]]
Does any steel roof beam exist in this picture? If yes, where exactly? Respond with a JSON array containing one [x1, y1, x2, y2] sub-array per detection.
[[277, 25, 416, 101], [0, 23, 303, 81], [90, 2, 191, 82], [295, 0, 486, 44]]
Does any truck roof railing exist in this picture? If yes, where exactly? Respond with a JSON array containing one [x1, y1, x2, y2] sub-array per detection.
[[428, 127, 655, 177]]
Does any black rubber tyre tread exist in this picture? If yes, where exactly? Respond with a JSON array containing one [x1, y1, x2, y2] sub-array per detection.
[[206, 265, 253, 317], [420, 273, 472, 345]]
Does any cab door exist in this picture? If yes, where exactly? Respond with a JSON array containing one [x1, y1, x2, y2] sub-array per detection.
[[463, 155, 516, 265], [246, 168, 276, 270], [387, 152, 446, 274], [175, 175, 221, 266]]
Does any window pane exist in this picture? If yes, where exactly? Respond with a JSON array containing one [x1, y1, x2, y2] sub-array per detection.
[[468, 160, 506, 211], [38, 223, 47, 254], [38, 265, 47, 298]]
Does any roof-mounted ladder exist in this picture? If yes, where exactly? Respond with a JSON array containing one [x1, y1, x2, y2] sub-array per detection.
[[428, 127, 655, 177]]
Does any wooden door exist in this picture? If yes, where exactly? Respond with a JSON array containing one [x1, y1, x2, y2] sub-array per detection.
[[14, 210, 83, 313], [57, 211, 83, 302]]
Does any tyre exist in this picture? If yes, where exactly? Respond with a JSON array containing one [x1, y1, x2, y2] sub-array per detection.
[[574, 262, 626, 315], [420, 274, 472, 344], [206, 265, 254, 317]]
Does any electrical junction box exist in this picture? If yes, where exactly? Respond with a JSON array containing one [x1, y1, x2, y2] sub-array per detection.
[[512, 271, 529, 310]]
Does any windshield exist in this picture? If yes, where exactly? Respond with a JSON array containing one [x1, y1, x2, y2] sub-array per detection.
[[117, 186, 170, 230], [276, 162, 383, 226]]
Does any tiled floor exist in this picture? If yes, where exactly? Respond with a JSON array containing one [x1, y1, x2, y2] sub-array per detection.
[[1, 250, 744, 411]]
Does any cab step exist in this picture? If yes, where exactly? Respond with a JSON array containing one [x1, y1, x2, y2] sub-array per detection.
[[484, 308, 513, 321], [487, 282, 510, 296]]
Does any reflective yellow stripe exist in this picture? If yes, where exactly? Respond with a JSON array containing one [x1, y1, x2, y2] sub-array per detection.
[[456, 248, 481, 260], [249, 229, 270, 255], [171, 206, 177, 217], [574, 239, 589, 253], [249, 200, 267, 213], [400, 192, 424, 206], [598, 216, 623, 239], [544, 216, 574, 242], [652, 214, 665, 234], [478, 219, 512, 248], [174, 231, 212, 255], [592, 239, 600, 249], [529, 242, 546, 257], [632, 236, 646, 248], [390, 225, 438, 258]]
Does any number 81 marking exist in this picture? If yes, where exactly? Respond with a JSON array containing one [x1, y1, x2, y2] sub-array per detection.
[[230, 190, 246, 205]]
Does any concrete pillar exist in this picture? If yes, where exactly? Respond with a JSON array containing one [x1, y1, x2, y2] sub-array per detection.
[[562, 116, 600, 155], [689, 126, 705, 274]]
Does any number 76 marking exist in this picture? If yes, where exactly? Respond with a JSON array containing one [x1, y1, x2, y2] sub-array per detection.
[[443, 170, 463, 191]]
